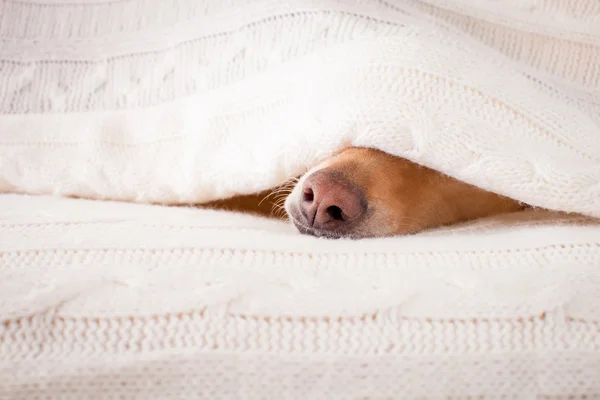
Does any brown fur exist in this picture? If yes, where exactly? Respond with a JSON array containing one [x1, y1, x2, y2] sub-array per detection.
[[207, 147, 525, 238], [295, 147, 523, 236]]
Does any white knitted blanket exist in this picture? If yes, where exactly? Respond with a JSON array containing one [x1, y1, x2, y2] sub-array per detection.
[[0, 0, 599, 217], [1, 194, 600, 399], [1, 1, 600, 399]]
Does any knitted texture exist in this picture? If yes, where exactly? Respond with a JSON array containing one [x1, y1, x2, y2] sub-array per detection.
[[1, 194, 600, 399], [1, 1, 600, 399], [0, 0, 599, 216]]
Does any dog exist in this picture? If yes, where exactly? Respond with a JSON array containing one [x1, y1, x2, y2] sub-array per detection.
[[208, 147, 525, 239], [285, 147, 525, 238]]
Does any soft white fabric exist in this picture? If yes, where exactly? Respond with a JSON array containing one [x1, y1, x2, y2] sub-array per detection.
[[1, 194, 600, 399], [2, 1, 600, 398], [0, 0, 599, 217]]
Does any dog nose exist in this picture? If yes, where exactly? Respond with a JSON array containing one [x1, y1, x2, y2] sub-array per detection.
[[300, 171, 367, 229]]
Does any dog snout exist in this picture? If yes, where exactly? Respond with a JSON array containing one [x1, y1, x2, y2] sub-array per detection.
[[299, 171, 367, 230]]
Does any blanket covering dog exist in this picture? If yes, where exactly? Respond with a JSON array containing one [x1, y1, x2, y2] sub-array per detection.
[[1, 1, 600, 399], [0, 0, 599, 217]]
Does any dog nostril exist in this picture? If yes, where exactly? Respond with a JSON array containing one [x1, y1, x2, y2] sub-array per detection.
[[326, 205, 344, 221], [303, 188, 314, 203]]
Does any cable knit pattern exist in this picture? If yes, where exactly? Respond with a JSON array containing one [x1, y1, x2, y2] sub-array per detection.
[[1, 0, 600, 398], [1, 194, 600, 399], [0, 0, 599, 216]]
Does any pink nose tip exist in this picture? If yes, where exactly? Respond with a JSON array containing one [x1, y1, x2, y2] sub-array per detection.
[[300, 171, 367, 229]]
